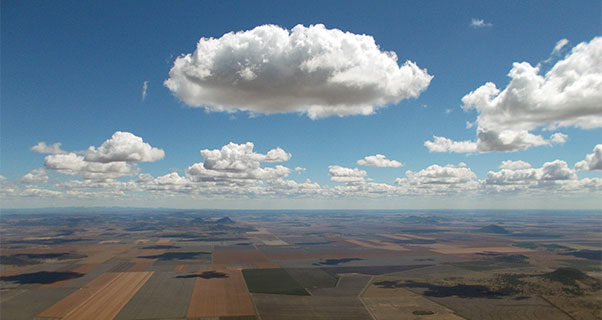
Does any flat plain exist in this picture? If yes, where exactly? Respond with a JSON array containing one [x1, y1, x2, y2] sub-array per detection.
[[0, 209, 600, 319]]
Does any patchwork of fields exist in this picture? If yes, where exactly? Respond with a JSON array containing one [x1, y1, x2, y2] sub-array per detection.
[[1, 210, 600, 319]]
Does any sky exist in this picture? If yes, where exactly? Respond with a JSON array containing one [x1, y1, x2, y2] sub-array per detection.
[[1, 0, 601, 209]]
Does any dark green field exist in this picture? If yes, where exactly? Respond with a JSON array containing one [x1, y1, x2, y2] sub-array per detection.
[[242, 268, 309, 295]]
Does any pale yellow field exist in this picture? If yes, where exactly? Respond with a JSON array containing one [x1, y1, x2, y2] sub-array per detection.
[[186, 269, 256, 318]]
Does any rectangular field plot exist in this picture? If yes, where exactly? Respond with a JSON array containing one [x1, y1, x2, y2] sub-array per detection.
[[114, 271, 195, 320], [186, 269, 256, 318], [213, 249, 278, 269], [242, 268, 309, 295], [0, 287, 76, 320], [252, 293, 373, 320], [284, 268, 338, 290], [38, 271, 152, 320]]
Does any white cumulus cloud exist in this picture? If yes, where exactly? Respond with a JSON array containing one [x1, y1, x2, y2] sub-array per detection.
[[84, 131, 165, 163], [329, 165, 367, 184], [165, 24, 432, 119], [187, 142, 291, 183], [357, 154, 403, 167], [575, 144, 602, 171], [426, 37, 602, 153], [499, 160, 532, 170], [31, 142, 67, 154], [21, 168, 49, 183]]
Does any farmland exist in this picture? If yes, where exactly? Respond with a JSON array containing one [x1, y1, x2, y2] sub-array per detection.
[[0, 209, 600, 319]]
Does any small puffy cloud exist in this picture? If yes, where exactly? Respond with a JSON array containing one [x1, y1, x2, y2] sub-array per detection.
[[550, 132, 568, 144], [403, 164, 477, 185], [357, 154, 403, 167], [329, 165, 367, 183], [187, 142, 291, 183], [31, 142, 66, 154], [499, 160, 531, 170], [575, 144, 602, 171], [427, 37, 602, 153], [470, 18, 492, 28], [552, 39, 569, 55], [84, 131, 165, 163], [45, 153, 137, 180], [142, 81, 149, 101], [294, 167, 306, 174], [165, 24, 432, 119], [20, 168, 48, 183]]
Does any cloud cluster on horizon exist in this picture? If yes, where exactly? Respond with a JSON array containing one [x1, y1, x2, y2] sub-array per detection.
[[165, 24, 432, 119], [3, 132, 600, 202]]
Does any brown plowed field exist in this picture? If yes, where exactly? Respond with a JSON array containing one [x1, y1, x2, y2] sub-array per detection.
[[127, 260, 154, 272], [186, 269, 256, 318], [174, 264, 188, 271], [37, 272, 152, 320]]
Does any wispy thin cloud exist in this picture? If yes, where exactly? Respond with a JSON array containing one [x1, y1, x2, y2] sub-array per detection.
[[552, 39, 569, 55], [470, 18, 492, 28], [142, 81, 149, 101]]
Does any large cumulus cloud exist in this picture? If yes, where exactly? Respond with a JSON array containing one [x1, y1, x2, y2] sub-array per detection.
[[165, 24, 432, 119], [186, 142, 291, 184], [84, 131, 164, 163], [426, 37, 602, 153]]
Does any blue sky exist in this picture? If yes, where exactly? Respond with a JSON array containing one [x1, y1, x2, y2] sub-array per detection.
[[1, 0, 601, 209]]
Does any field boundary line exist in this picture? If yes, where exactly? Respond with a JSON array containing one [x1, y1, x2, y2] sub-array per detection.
[[405, 287, 469, 320], [358, 275, 376, 320], [539, 295, 576, 320]]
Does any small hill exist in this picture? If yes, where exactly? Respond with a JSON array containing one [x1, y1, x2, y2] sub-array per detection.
[[213, 216, 235, 224], [478, 224, 510, 234], [543, 267, 600, 287]]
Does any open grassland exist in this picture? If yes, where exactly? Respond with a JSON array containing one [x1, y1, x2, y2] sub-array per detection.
[[243, 268, 309, 295], [186, 269, 256, 318], [343, 238, 409, 251], [309, 274, 371, 297], [38, 272, 152, 320]]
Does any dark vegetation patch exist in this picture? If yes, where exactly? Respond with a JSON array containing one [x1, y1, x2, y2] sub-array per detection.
[[512, 242, 573, 251], [415, 258, 435, 262], [141, 245, 180, 250], [176, 271, 228, 279], [542, 267, 600, 288], [321, 264, 432, 276], [449, 254, 529, 271], [0, 252, 87, 266], [560, 249, 602, 261], [107, 262, 135, 272], [374, 280, 505, 298], [312, 258, 363, 266], [6, 238, 91, 245], [511, 233, 563, 239], [138, 251, 210, 261], [400, 215, 441, 224], [560, 259, 601, 272], [207, 225, 257, 232], [242, 268, 309, 295], [0, 271, 84, 284], [285, 268, 338, 289], [124, 225, 162, 231], [478, 224, 509, 234], [413, 310, 435, 315]]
